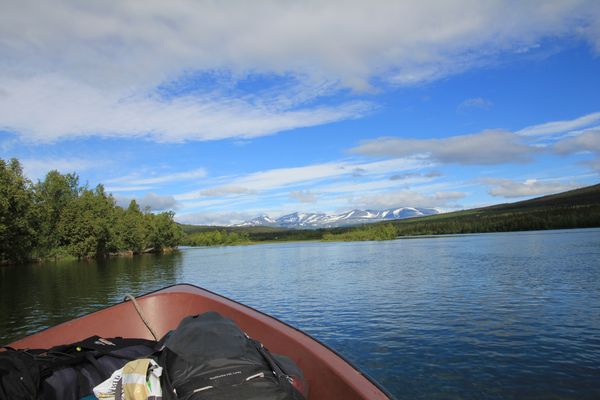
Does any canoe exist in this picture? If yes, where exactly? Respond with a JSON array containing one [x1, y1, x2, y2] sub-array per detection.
[[7, 283, 393, 400]]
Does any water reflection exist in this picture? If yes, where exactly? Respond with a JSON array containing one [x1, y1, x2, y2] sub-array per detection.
[[0, 252, 182, 341]]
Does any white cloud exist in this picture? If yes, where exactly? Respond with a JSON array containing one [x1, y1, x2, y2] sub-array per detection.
[[106, 185, 156, 193], [1, 1, 599, 141], [115, 192, 177, 211], [352, 112, 600, 169], [481, 178, 582, 198], [289, 190, 318, 203], [175, 211, 259, 226], [554, 129, 600, 154], [0, 75, 370, 143], [108, 168, 207, 185], [552, 129, 600, 174], [352, 130, 534, 165], [196, 187, 256, 197], [355, 190, 466, 209], [4, 1, 598, 88], [20, 158, 100, 181], [516, 111, 600, 137], [389, 171, 442, 180], [175, 158, 428, 201]]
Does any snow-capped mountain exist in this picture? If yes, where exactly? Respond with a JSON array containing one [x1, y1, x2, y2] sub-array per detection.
[[234, 215, 278, 227], [233, 207, 439, 229]]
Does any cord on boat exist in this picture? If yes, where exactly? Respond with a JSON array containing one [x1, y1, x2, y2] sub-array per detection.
[[124, 294, 159, 341]]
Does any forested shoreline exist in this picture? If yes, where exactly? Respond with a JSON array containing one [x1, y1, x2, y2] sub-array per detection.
[[1, 158, 182, 265], [3, 155, 599, 264]]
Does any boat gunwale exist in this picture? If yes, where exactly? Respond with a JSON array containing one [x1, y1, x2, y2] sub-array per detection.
[[5, 282, 396, 400]]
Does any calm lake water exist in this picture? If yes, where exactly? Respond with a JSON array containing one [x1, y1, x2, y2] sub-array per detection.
[[2, 228, 600, 399]]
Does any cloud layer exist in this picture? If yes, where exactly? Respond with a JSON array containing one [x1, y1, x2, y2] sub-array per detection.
[[0, 75, 370, 143], [1, 1, 599, 142], [3, 1, 598, 87]]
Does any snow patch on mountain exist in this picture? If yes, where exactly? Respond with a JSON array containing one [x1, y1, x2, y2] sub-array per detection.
[[232, 207, 439, 228]]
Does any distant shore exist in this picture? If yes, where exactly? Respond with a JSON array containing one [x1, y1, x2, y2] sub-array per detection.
[[179, 183, 600, 245]]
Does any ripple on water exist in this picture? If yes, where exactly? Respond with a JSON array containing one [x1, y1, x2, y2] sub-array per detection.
[[1, 229, 600, 399]]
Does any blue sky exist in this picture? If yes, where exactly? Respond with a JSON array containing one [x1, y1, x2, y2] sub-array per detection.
[[1, 1, 599, 225]]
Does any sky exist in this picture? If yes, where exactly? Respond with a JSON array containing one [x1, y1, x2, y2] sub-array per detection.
[[1, 0, 599, 225]]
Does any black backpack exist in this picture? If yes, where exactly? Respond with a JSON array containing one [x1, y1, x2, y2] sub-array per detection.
[[160, 312, 307, 400], [0, 336, 158, 400], [0, 347, 40, 400]]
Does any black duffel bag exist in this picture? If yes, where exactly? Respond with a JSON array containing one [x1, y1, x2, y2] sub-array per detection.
[[0, 336, 158, 400], [160, 311, 307, 400]]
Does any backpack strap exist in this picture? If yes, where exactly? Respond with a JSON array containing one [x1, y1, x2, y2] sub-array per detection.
[[250, 340, 306, 400]]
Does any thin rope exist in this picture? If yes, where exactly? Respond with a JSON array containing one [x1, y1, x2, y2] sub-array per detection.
[[124, 294, 159, 341]]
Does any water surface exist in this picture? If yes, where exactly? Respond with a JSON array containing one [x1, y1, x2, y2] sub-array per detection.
[[2, 228, 600, 399]]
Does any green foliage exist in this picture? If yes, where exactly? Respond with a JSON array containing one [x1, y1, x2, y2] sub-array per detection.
[[146, 211, 183, 252], [34, 170, 79, 255], [0, 159, 38, 263], [118, 200, 147, 254], [2, 155, 599, 261], [183, 230, 250, 246], [58, 185, 120, 258], [179, 224, 323, 244], [323, 223, 398, 241], [0, 157, 183, 263], [390, 205, 600, 236]]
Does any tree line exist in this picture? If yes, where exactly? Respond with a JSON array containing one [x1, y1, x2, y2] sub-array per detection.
[[1, 158, 183, 264], [182, 230, 251, 246], [178, 198, 600, 245], [321, 203, 600, 241], [322, 223, 398, 241]]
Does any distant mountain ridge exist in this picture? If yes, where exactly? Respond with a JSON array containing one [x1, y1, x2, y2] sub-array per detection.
[[233, 207, 439, 229]]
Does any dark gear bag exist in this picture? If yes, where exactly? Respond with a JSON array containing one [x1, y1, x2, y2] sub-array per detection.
[[160, 311, 307, 400], [0, 347, 40, 400], [0, 336, 158, 400]]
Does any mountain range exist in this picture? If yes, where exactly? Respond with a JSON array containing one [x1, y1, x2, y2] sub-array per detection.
[[233, 207, 439, 229]]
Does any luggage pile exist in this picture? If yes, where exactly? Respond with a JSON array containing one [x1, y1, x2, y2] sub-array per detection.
[[0, 312, 308, 400]]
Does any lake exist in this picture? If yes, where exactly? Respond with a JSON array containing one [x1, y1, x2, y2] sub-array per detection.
[[1, 228, 600, 399]]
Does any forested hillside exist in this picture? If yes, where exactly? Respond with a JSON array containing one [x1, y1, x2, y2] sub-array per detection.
[[180, 184, 600, 244], [327, 184, 600, 240], [1, 158, 182, 264]]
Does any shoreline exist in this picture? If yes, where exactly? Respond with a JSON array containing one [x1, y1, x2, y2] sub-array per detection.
[[185, 226, 600, 248], [4, 226, 599, 266]]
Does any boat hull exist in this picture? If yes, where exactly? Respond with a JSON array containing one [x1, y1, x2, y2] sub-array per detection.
[[7, 284, 392, 400]]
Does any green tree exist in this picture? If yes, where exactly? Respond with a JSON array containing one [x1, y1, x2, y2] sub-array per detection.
[[0, 158, 38, 263], [34, 170, 79, 255], [58, 185, 119, 258], [118, 200, 147, 254], [145, 211, 183, 252]]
